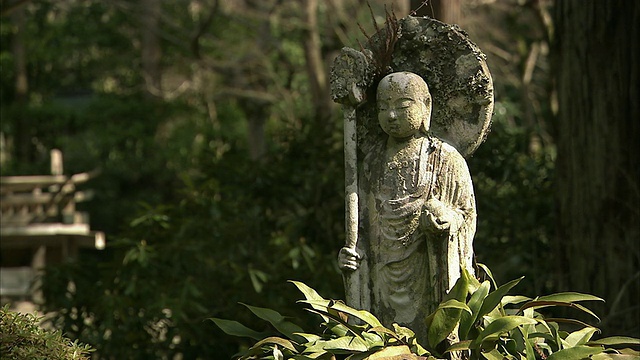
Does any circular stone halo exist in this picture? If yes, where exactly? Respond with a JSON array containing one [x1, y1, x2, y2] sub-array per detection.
[[370, 16, 494, 158]]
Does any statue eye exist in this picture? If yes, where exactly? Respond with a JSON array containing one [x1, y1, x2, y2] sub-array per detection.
[[397, 100, 414, 109]]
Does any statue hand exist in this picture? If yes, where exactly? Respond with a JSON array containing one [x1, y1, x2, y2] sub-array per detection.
[[338, 247, 361, 271], [425, 212, 451, 231], [423, 198, 452, 232]]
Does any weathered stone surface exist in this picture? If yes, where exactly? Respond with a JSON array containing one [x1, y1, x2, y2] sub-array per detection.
[[331, 15, 493, 349], [342, 16, 494, 159]]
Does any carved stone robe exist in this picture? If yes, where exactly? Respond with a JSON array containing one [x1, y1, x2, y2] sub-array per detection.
[[355, 135, 476, 344]]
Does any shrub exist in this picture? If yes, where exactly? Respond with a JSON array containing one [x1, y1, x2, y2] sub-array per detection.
[[0, 305, 93, 360], [212, 265, 640, 359]]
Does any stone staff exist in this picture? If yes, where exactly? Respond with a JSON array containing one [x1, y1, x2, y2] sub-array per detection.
[[330, 48, 375, 310]]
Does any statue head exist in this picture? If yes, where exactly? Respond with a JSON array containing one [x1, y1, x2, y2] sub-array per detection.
[[376, 72, 432, 139]]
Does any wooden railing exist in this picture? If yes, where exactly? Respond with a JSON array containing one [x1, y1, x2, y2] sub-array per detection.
[[0, 150, 105, 298]]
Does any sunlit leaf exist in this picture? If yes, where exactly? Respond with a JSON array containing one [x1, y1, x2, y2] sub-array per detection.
[[289, 281, 326, 303], [591, 353, 640, 360], [362, 331, 385, 348], [518, 300, 601, 321], [545, 317, 595, 329], [294, 333, 321, 343], [289, 281, 330, 322], [470, 316, 538, 349], [477, 263, 498, 290], [536, 292, 604, 303], [445, 340, 472, 353], [437, 299, 472, 314], [249, 336, 298, 352], [586, 337, 640, 347], [304, 307, 357, 338], [546, 345, 604, 360], [564, 326, 599, 347], [303, 336, 369, 353], [302, 299, 383, 328], [273, 346, 284, 360], [391, 323, 415, 341], [367, 345, 412, 359], [369, 326, 400, 340], [501, 295, 532, 306], [477, 277, 524, 319], [460, 280, 490, 339]]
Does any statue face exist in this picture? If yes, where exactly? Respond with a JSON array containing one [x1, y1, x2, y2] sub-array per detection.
[[377, 73, 431, 139]]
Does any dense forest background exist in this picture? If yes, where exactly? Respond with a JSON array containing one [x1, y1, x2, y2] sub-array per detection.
[[0, 0, 637, 358]]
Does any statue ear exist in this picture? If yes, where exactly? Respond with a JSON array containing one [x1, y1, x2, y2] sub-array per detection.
[[421, 97, 432, 133]]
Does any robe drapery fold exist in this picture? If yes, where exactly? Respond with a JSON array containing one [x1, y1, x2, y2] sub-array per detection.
[[355, 135, 476, 345]]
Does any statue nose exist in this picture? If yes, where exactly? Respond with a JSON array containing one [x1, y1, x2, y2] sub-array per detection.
[[388, 110, 398, 120]]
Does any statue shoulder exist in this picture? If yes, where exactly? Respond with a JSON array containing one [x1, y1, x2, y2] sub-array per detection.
[[430, 137, 464, 159], [429, 136, 471, 175]]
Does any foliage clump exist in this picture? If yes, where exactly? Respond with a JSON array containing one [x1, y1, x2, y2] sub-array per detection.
[[0, 305, 94, 360], [213, 266, 640, 359]]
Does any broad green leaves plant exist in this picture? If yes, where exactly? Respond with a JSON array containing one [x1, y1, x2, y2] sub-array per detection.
[[212, 265, 640, 359], [212, 281, 433, 359]]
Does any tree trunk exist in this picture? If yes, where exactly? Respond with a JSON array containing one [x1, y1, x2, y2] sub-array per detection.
[[11, 5, 30, 164], [410, 0, 460, 25], [553, 1, 640, 335], [303, 0, 331, 121], [141, 0, 162, 97]]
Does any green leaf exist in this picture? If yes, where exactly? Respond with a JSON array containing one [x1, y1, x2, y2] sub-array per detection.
[[477, 276, 524, 319], [518, 300, 601, 322], [501, 295, 532, 306], [445, 340, 472, 353], [437, 299, 472, 314], [302, 299, 383, 328], [470, 316, 538, 349], [591, 353, 640, 360], [460, 280, 491, 339], [209, 318, 268, 340], [304, 307, 359, 338], [367, 345, 412, 359], [586, 337, 640, 346], [250, 336, 298, 352], [564, 326, 600, 347], [292, 353, 326, 359], [391, 323, 415, 341], [517, 321, 537, 360], [546, 345, 604, 360], [464, 267, 482, 293], [480, 348, 505, 360], [527, 331, 558, 344], [427, 270, 470, 349], [477, 263, 498, 290], [241, 303, 305, 342], [524, 337, 536, 360], [545, 317, 596, 329], [248, 267, 269, 293], [369, 326, 401, 340], [303, 336, 369, 353], [294, 333, 322, 343], [289, 281, 326, 305], [362, 331, 385, 348], [536, 292, 604, 303], [323, 320, 349, 337]]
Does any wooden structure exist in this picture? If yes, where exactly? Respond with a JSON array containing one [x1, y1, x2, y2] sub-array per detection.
[[0, 149, 104, 299]]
